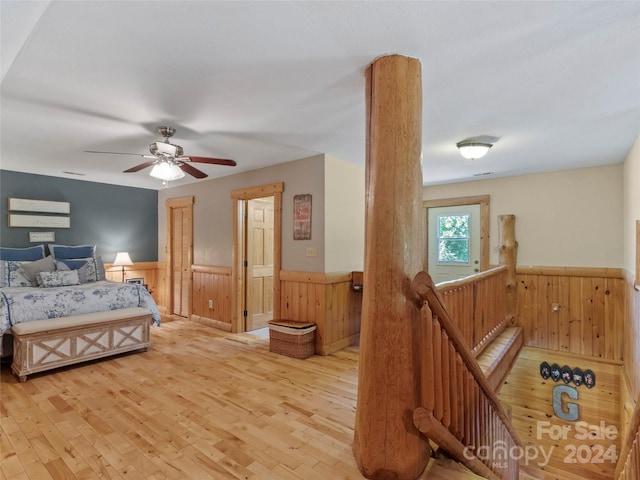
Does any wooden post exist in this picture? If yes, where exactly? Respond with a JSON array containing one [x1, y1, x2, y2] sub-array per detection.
[[498, 215, 517, 325], [353, 54, 429, 480]]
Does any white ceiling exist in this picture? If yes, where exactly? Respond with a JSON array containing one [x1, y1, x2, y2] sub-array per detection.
[[1, 1, 639, 191]]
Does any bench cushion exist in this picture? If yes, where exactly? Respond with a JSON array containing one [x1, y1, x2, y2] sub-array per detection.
[[11, 307, 151, 335]]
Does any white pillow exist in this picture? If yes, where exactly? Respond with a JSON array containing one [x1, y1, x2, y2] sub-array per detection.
[[38, 270, 80, 288]]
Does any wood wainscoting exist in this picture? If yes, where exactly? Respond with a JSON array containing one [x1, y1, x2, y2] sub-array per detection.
[[280, 271, 362, 356], [622, 269, 640, 438], [516, 266, 625, 361], [187, 267, 362, 355], [190, 265, 233, 330]]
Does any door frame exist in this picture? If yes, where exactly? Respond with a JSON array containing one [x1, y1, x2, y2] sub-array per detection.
[[230, 182, 284, 333], [165, 196, 194, 318], [423, 195, 489, 273]]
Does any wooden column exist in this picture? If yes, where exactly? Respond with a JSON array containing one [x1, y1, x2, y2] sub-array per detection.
[[353, 54, 429, 480], [498, 215, 517, 324]]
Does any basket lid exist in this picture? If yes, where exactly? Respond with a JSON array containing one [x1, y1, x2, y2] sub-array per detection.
[[268, 320, 315, 329]]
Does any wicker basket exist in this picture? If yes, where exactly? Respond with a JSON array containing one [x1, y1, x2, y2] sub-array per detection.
[[268, 320, 316, 359]]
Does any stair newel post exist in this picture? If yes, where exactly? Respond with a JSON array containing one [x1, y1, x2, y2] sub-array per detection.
[[353, 54, 430, 480], [498, 214, 517, 325]]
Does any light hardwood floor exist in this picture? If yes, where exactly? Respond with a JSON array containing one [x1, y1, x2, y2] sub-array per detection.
[[7, 318, 619, 480], [1, 318, 486, 480], [1, 318, 361, 479]]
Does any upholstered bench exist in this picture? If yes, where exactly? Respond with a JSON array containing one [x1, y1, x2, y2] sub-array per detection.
[[11, 307, 152, 382]]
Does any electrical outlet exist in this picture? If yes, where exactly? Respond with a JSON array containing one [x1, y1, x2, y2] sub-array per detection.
[[306, 247, 317, 257], [208, 299, 213, 309]]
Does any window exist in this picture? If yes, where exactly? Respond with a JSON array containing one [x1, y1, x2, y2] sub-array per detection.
[[437, 214, 470, 264]]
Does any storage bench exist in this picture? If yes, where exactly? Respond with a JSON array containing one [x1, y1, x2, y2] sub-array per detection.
[[268, 320, 316, 359], [11, 307, 152, 382]]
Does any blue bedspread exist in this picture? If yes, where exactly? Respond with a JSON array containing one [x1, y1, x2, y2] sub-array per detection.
[[0, 280, 161, 336]]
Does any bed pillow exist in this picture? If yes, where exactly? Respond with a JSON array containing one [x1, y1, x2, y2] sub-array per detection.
[[95, 256, 106, 281], [0, 245, 46, 261], [55, 259, 89, 283], [48, 244, 96, 260], [19, 256, 56, 284], [59, 256, 101, 282], [38, 270, 80, 288], [0, 261, 36, 287], [48, 245, 104, 282]]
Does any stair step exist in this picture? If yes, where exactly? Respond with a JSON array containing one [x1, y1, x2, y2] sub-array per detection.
[[476, 326, 524, 392], [421, 457, 487, 479]]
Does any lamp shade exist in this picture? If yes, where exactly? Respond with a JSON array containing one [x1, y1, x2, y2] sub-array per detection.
[[113, 252, 133, 266], [150, 162, 185, 181], [456, 141, 492, 160]]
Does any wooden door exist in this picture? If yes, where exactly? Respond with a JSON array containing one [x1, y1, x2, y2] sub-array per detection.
[[167, 197, 193, 318], [428, 204, 481, 283], [245, 197, 274, 331], [230, 182, 283, 334]]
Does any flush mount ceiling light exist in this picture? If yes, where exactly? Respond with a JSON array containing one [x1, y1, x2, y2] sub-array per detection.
[[456, 140, 493, 160]]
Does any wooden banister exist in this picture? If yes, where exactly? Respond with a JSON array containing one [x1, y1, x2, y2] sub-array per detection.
[[413, 407, 502, 480], [437, 266, 508, 355], [615, 395, 640, 479], [436, 265, 507, 290], [412, 269, 521, 479], [413, 270, 521, 445]]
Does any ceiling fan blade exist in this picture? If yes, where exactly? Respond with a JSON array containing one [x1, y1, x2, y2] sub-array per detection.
[[124, 161, 156, 173], [184, 156, 237, 167], [85, 150, 155, 158], [179, 162, 208, 179]]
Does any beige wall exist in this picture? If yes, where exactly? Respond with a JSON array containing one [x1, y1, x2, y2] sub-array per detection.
[[324, 155, 365, 272], [424, 164, 623, 268], [623, 134, 640, 275], [158, 155, 326, 272]]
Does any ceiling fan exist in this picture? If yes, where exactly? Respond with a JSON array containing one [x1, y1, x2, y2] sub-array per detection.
[[85, 126, 236, 184]]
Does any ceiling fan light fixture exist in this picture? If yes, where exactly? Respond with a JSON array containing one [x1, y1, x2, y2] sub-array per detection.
[[456, 140, 493, 160], [150, 141, 183, 158], [149, 161, 185, 181]]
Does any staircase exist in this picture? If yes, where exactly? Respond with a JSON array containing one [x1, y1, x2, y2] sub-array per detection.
[[412, 269, 522, 480], [476, 326, 523, 392]]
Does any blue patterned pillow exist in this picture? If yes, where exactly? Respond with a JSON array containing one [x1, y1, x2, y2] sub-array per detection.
[[55, 260, 89, 283], [65, 257, 100, 282], [38, 270, 80, 288], [0, 261, 37, 287]]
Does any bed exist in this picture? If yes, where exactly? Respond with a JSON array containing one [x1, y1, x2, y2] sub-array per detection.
[[0, 244, 161, 356]]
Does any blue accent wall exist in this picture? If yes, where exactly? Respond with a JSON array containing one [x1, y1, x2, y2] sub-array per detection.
[[0, 170, 158, 262]]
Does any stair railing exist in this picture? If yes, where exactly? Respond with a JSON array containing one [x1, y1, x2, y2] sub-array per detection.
[[615, 395, 640, 480], [412, 270, 521, 480], [437, 266, 508, 355]]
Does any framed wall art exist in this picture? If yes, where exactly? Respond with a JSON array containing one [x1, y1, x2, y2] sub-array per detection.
[[8, 198, 70, 214], [293, 194, 312, 240], [9, 214, 70, 228]]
